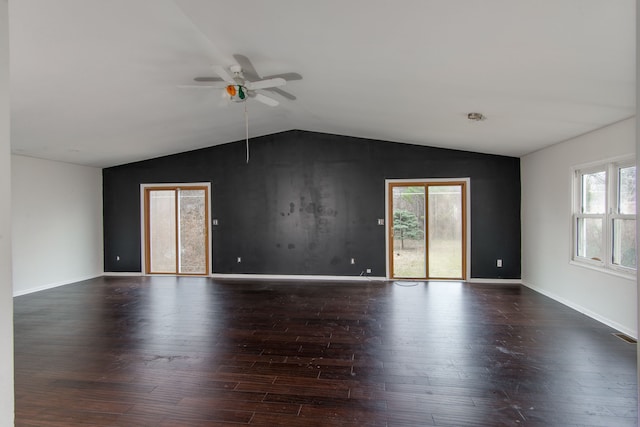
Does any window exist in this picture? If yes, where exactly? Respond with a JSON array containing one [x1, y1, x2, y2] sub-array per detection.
[[573, 158, 636, 275]]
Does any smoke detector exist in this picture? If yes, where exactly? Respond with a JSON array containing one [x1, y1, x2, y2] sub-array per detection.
[[467, 112, 486, 121]]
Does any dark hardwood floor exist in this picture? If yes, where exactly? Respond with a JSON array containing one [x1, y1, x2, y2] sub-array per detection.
[[14, 277, 637, 426]]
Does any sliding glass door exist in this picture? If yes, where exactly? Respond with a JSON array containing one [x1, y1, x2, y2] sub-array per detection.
[[144, 185, 210, 275], [389, 180, 467, 280]]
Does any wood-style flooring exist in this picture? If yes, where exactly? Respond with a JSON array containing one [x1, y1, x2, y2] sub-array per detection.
[[14, 276, 638, 426]]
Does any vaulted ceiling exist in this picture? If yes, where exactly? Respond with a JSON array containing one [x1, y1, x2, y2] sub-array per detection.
[[9, 0, 636, 167]]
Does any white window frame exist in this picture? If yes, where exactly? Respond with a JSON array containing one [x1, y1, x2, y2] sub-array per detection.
[[571, 156, 636, 278]]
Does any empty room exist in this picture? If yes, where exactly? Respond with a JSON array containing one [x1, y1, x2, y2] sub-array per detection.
[[1, 1, 638, 426]]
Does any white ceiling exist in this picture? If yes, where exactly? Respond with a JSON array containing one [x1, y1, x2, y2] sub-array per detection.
[[9, 0, 636, 168]]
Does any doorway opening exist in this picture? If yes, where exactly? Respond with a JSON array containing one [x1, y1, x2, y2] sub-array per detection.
[[142, 184, 211, 275], [387, 179, 469, 280]]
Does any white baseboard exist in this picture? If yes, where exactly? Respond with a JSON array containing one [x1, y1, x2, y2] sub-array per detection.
[[210, 273, 387, 282], [212, 274, 523, 283], [522, 280, 637, 339], [467, 278, 522, 285], [103, 272, 143, 277], [13, 273, 103, 297]]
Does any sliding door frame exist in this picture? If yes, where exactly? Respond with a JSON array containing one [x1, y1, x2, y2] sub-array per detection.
[[385, 178, 471, 280], [140, 183, 212, 276]]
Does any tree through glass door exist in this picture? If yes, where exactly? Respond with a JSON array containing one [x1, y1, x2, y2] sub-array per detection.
[[389, 181, 467, 279], [144, 185, 210, 275]]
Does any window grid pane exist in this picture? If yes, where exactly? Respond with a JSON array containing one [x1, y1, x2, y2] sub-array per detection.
[[149, 190, 176, 273], [392, 186, 426, 278], [612, 218, 636, 269], [427, 185, 462, 279], [576, 217, 603, 261], [618, 166, 636, 215], [581, 171, 606, 214], [178, 189, 207, 274]]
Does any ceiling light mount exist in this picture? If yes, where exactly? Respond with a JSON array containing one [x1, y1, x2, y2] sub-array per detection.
[[467, 112, 486, 122]]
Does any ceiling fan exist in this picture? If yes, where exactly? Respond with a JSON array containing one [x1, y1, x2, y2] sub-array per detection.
[[182, 55, 301, 163], [186, 54, 301, 107], [214, 64, 285, 106]]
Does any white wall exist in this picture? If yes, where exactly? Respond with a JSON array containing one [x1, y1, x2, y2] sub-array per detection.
[[0, 1, 13, 424], [521, 117, 637, 337], [11, 155, 103, 295]]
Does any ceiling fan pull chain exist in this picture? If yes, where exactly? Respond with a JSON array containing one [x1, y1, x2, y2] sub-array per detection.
[[245, 102, 249, 164]]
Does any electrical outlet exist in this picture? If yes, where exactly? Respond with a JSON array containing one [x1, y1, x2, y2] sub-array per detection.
[[237, 257, 242, 263], [350, 258, 355, 264], [497, 259, 503, 267], [116, 255, 120, 261], [377, 218, 384, 225], [212, 219, 219, 225], [366, 268, 372, 274]]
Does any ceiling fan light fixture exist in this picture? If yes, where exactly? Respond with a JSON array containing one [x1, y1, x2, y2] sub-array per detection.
[[467, 112, 486, 121], [226, 84, 247, 102]]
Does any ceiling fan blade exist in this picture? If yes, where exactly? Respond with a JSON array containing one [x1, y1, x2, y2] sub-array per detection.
[[178, 83, 228, 89], [212, 65, 235, 84], [264, 72, 303, 82], [194, 76, 223, 82], [265, 87, 297, 101], [253, 93, 279, 107], [246, 77, 286, 90], [232, 54, 260, 81]]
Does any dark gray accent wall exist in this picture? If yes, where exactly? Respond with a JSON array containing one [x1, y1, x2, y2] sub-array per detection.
[[103, 130, 521, 278]]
